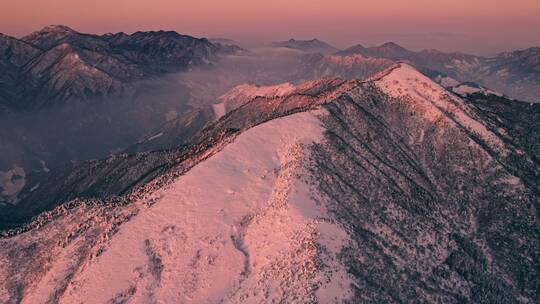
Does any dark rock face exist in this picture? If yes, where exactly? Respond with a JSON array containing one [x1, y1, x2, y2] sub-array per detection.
[[309, 84, 540, 302]]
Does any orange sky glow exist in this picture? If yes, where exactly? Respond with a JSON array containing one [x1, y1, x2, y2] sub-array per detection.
[[1, 0, 539, 55]]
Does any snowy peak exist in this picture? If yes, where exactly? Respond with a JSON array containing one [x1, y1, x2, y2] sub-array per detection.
[[101, 31, 130, 44], [380, 41, 409, 51], [374, 63, 512, 158], [478, 46, 540, 101], [23, 25, 83, 49]]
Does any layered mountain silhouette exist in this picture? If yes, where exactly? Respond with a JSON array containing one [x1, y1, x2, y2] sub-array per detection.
[[270, 38, 340, 54], [0, 63, 538, 303], [0, 25, 242, 112], [337, 41, 413, 58], [338, 41, 540, 102]]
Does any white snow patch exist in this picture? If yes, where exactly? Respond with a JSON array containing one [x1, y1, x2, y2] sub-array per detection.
[[29, 183, 40, 192], [452, 84, 504, 97], [436, 75, 460, 88], [147, 132, 163, 141], [453, 84, 481, 95], [39, 160, 50, 173], [165, 110, 178, 122], [212, 101, 226, 120], [220, 83, 296, 101]]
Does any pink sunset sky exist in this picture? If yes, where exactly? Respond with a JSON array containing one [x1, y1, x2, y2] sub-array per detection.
[[1, 0, 539, 55]]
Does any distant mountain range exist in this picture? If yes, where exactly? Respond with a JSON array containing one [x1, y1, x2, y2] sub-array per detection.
[[337, 41, 412, 58], [0, 25, 243, 112], [336, 42, 540, 102], [297, 53, 394, 80], [263, 38, 539, 102], [2, 28, 538, 114], [270, 38, 340, 54]]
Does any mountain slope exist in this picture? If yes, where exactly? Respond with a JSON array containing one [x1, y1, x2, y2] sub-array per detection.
[[0, 64, 539, 303]]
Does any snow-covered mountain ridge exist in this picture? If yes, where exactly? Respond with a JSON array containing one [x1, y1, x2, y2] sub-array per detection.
[[1, 63, 539, 303]]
